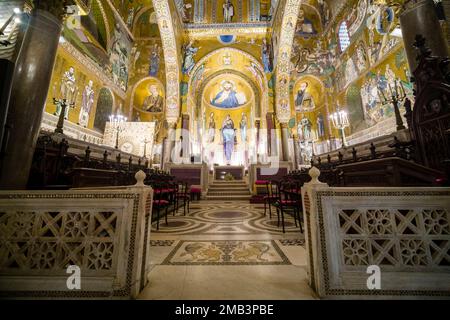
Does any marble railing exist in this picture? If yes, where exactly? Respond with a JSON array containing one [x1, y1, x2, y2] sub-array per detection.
[[302, 167, 450, 299], [0, 171, 153, 299]]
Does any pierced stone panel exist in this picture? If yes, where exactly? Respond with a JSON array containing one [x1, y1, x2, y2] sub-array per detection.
[[0, 210, 119, 272], [366, 210, 393, 235], [399, 239, 429, 266], [394, 210, 422, 235], [336, 207, 450, 271], [342, 239, 369, 266], [423, 210, 450, 235], [338, 209, 365, 235]]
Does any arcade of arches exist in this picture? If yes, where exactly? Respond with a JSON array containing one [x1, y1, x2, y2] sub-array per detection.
[[0, 0, 449, 300]]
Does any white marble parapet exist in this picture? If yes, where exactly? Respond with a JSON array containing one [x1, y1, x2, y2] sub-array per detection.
[[0, 172, 153, 299], [301, 168, 450, 299]]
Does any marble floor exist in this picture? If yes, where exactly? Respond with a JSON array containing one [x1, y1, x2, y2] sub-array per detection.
[[138, 201, 317, 300]]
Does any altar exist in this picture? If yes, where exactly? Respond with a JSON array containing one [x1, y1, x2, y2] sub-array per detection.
[[214, 165, 245, 180]]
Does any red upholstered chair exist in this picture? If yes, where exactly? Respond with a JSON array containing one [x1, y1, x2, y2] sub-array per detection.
[[190, 186, 201, 201], [175, 181, 190, 215], [152, 182, 170, 230], [264, 180, 280, 218], [274, 180, 302, 233]]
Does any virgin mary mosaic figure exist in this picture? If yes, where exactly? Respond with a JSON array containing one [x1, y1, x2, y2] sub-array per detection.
[[222, 115, 235, 164]]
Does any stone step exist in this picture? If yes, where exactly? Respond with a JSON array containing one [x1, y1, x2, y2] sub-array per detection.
[[212, 180, 246, 184], [208, 186, 249, 191], [207, 191, 251, 196], [209, 183, 247, 188], [206, 195, 252, 201]]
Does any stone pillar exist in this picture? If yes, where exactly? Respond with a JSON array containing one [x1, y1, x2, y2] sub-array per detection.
[[160, 137, 167, 169], [255, 119, 260, 159], [166, 122, 177, 164], [443, 0, 450, 44], [265, 113, 273, 156], [293, 135, 299, 169], [280, 122, 290, 162], [0, 7, 66, 189], [181, 114, 190, 161], [400, 0, 449, 72]]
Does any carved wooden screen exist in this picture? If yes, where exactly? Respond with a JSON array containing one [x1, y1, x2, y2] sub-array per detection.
[[410, 36, 450, 173], [412, 80, 450, 172]]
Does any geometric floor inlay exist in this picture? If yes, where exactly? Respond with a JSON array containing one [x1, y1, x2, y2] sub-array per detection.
[[152, 203, 304, 235], [279, 239, 306, 246], [162, 240, 291, 265], [150, 240, 176, 246]]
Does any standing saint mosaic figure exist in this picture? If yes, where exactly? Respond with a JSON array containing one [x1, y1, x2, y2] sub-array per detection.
[[55, 66, 77, 120], [78, 80, 95, 127], [223, 0, 234, 23], [222, 115, 235, 164], [208, 112, 216, 143], [240, 113, 248, 143]]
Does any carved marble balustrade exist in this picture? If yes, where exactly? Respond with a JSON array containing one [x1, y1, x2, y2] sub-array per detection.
[[302, 167, 450, 299], [0, 171, 153, 299]]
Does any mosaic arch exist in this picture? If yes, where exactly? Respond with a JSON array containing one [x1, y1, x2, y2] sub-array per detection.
[[187, 48, 269, 118], [274, 0, 303, 122], [93, 0, 112, 49], [152, 0, 182, 124], [132, 5, 160, 38]]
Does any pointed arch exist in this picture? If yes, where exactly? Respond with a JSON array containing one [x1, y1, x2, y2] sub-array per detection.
[[152, 0, 182, 123], [274, 0, 303, 122], [187, 47, 269, 119]]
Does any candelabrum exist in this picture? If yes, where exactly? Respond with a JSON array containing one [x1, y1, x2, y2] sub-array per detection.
[[0, 8, 21, 47], [330, 106, 350, 148], [379, 79, 407, 131], [53, 97, 76, 134], [109, 115, 127, 149]]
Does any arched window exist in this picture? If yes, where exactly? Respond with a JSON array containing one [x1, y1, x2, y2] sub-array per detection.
[[338, 21, 351, 52]]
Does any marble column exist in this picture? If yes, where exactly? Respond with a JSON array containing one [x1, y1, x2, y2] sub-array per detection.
[[0, 7, 66, 189], [265, 113, 273, 157], [181, 114, 190, 161], [255, 119, 261, 157], [293, 135, 300, 169], [443, 0, 450, 44], [280, 122, 290, 162], [166, 122, 177, 164], [400, 0, 449, 72]]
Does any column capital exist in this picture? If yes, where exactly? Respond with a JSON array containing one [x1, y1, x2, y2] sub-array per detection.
[[280, 122, 289, 129], [33, 0, 76, 21]]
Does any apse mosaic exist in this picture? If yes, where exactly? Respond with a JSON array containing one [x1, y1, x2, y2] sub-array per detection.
[[203, 75, 253, 110], [210, 80, 248, 109]]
